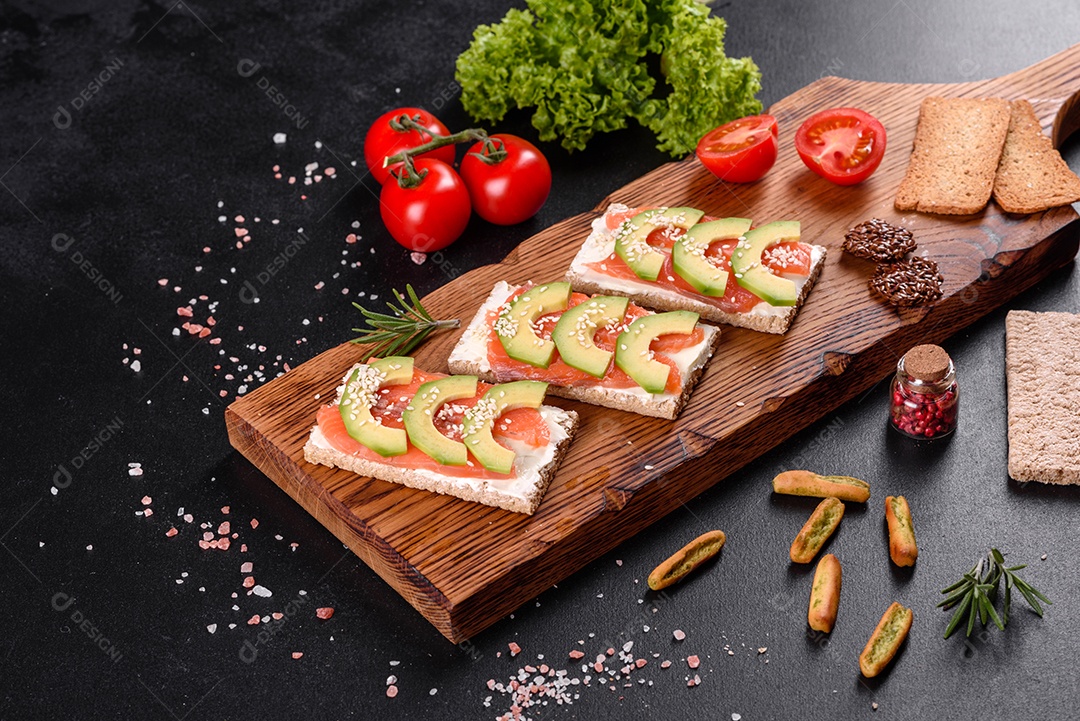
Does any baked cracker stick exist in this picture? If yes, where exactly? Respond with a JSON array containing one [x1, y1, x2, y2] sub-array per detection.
[[859, 602, 913, 678], [808, 553, 842, 633], [789, 497, 844, 564], [885, 495, 918, 567], [773, 470, 871, 503], [647, 530, 726, 591]]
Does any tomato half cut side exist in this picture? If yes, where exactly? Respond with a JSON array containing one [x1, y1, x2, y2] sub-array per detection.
[[695, 115, 779, 183], [794, 107, 887, 186]]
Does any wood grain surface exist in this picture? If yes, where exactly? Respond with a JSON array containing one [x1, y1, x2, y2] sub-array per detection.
[[226, 44, 1080, 642]]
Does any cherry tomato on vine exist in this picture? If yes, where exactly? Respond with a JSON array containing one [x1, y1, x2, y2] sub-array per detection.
[[695, 115, 778, 183], [379, 159, 471, 252], [794, 108, 887, 185], [459, 134, 552, 225], [364, 107, 455, 185]]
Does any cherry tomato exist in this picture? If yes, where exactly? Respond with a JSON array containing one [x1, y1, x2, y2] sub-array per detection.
[[379, 159, 471, 252], [459, 134, 551, 225], [695, 115, 779, 183], [794, 108, 887, 185], [364, 107, 455, 185]]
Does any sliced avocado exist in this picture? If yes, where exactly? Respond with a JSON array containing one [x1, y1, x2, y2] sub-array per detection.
[[730, 220, 801, 306], [339, 356, 414, 457], [495, 282, 571, 368], [615, 311, 700, 394], [671, 217, 753, 296], [401, 375, 477, 466], [550, 296, 630, 378], [614, 207, 705, 281], [461, 381, 548, 474]]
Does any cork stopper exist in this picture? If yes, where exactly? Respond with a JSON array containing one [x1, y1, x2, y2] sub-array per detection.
[[904, 344, 951, 382]]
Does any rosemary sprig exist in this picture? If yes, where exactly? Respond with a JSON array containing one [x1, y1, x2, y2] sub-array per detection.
[[350, 284, 459, 361], [938, 548, 1051, 639]]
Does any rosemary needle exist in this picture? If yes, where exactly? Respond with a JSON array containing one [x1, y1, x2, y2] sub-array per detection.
[[938, 548, 1051, 639], [350, 284, 459, 361]]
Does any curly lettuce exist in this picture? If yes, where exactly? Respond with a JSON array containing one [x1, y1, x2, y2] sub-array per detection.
[[455, 0, 762, 157]]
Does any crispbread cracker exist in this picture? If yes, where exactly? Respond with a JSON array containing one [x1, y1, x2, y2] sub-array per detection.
[[992, 100, 1080, 214], [1005, 310, 1080, 485], [895, 97, 1010, 215]]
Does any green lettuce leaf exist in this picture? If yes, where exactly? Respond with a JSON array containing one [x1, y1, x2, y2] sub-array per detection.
[[455, 0, 762, 157]]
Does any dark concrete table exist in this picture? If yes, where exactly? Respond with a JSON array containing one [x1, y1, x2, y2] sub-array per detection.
[[2, 1, 1078, 718]]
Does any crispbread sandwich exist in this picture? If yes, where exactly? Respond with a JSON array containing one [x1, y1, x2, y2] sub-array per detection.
[[565, 205, 826, 335], [304, 357, 579, 514], [448, 280, 720, 420]]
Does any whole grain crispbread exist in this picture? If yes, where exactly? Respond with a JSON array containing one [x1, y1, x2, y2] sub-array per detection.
[[1005, 310, 1080, 485], [992, 100, 1080, 214], [895, 97, 1011, 215]]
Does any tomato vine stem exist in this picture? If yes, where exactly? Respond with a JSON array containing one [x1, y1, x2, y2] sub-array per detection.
[[383, 114, 506, 188]]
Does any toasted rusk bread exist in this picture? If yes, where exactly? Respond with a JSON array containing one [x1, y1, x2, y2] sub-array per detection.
[[992, 100, 1080, 214], [895, 97, 1010, 215]]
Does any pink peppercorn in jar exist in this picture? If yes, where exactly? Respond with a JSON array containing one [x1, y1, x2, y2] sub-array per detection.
[[889, 344, 959, 439]]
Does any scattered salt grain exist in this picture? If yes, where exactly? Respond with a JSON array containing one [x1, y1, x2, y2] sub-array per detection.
[[673, 630, 686, 641], [386, 685, 398, 698], [316, 607, 334, 620], [292, 652, 303, 659], [207, 624, 217, 634], [273, 133, 287, 144], [128, 467, 144, 477]]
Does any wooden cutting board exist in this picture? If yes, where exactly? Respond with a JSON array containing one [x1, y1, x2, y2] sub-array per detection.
[[226, 44, 1080, 642]]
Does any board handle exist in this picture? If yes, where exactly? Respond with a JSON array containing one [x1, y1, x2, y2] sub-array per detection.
[[995, 42, 1080, 145]]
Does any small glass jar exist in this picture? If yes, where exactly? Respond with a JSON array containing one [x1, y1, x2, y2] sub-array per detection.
[[889, 344, 959, 439]]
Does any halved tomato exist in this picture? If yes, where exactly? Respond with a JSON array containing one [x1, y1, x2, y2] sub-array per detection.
[[794, 108, 886, 186], [695, 115, 779, 183]]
